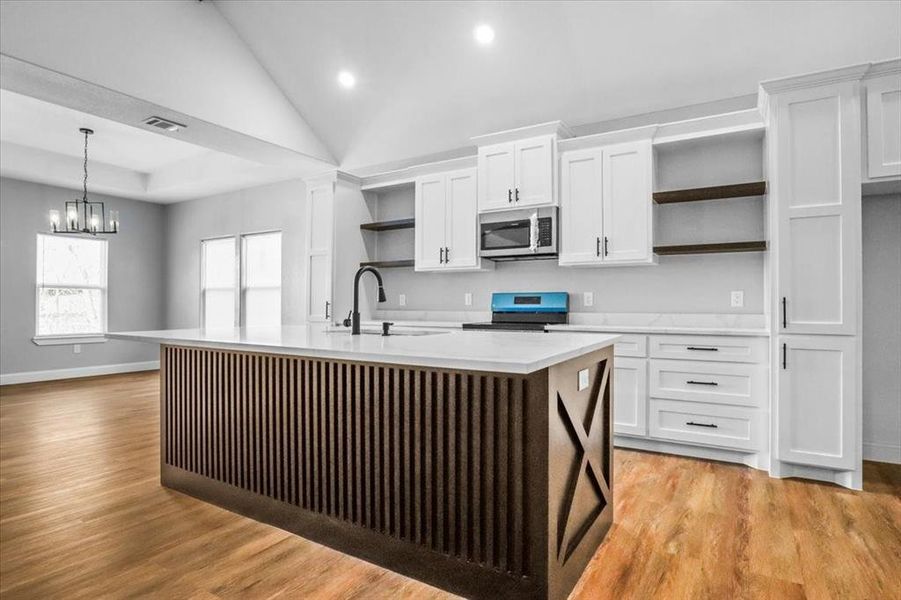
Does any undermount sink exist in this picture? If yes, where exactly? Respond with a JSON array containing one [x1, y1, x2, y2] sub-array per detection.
[[324, 327, 447, 337]]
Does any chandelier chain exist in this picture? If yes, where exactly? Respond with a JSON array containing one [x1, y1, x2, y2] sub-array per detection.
[[82, 129, 89, 203]]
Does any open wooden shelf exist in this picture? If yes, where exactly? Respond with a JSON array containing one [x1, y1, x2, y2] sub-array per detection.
[[359, 218, 415, 232], [359, 259, 415, 268], [653, 241, 767, 256], [653, 181, 767, 204]]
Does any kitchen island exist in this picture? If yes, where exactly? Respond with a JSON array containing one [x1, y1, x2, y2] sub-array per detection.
[[109, 326, 618, 600]]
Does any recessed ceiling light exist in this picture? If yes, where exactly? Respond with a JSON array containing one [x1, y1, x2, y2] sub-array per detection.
[[474, 24, 495, 46], [337, 70, 356, 89]]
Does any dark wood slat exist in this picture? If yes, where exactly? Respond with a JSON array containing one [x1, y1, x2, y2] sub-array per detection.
[[653, 240, 767, 255], [359, 259, 414, 269], [653, 180, 766, 204], [496, 377, 509, 571], [359, 217, 415, 231]]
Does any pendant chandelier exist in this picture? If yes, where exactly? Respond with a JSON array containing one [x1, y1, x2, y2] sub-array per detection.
[[48, 128, 119, 235]]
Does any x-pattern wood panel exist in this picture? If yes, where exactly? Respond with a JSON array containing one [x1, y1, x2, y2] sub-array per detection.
[[556, 359, 612, 563]]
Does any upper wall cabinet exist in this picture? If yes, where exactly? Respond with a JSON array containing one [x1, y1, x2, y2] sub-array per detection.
[[415, 168, 489, 272], [772, 82, 861, 335], [865, 74, 901, 178], [478, 136, 555, 212], [559, 139, 654, 266]]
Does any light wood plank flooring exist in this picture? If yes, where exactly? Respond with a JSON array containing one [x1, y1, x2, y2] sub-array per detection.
[[1, 371, 899, 599]]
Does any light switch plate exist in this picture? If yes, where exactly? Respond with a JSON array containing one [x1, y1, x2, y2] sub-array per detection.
[[578, 368, 589, 391], [730, 290, 744, 308], [583, 292, 594, 307], [464, 292, 472, 306], [399, 294, 406, 306]]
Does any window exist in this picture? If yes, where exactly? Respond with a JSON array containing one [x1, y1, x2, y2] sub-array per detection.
[[201, 237, 237, 329], [242, 231, 282, 328], [35, 234, 108, 338], [200, 232, 281, 329]]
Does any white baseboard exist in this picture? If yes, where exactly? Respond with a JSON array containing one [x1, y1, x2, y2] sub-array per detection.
[[0, 361, 159, 386], [863, 442, 901, 464]]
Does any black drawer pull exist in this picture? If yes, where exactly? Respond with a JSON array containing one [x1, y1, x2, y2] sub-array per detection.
[[686, 421, 718, 428], [686, 346, 718, 351], [686, 380, 718, 386]]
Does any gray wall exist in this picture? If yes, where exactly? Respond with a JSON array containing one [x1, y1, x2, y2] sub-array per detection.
[[164, 179, 306, 328], [862, 194, 901, 462], [0, 177, 165, 375]]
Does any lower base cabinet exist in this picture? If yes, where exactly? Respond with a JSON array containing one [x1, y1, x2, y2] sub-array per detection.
[[613, 357, 647, 436], [776, 334, 857, 471]]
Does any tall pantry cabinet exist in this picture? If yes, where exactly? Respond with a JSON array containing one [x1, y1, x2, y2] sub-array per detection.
[[760, 66, 866, 489]]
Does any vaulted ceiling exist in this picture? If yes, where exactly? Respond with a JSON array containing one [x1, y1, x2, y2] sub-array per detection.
[[216, 0, 901, 172]]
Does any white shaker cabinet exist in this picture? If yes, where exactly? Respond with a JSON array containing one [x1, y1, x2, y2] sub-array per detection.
[[559, 139, 653, 266], [478, 136, 554, 212], [305, 181, 335, 323], [777, 335, 857, 470], [773, 82, 861, 335], [613, 356, 648, 437], [865, 74, 901, 178], [415, 169, 486, 272]]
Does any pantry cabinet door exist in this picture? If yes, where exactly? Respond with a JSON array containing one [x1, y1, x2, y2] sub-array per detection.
[[305, 183, 334, 323], [514, 136, 554, 207], [777, 335, 856, 470], [477, 142, 515, 212], [415, 174, 447, 271], [601, 140, 653, 263], [445, 168, 479, 268], [559, 148, 603, 265], [774, 82, 860, 335]]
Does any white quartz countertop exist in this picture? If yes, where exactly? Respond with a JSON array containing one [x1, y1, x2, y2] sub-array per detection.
[[544, 324, 770, 336], [108, 326, 619, 374]]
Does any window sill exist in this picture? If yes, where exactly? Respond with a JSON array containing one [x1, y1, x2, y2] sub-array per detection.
[[32, 335, 108, 346]]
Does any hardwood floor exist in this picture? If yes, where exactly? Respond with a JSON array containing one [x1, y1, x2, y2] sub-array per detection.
[[1, 371, 899, 600]]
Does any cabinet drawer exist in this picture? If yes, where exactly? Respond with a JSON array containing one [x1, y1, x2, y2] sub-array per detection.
[[649, 399, 763, 451], [614, 334, 647, 357], [650, 359, 766, 408], [649, 335, 767, 363]]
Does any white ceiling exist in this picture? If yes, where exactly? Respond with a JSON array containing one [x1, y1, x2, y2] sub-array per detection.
[[215, 0, 901, 172], [0, 89, 310, 203], [0, 89, 207, 172]]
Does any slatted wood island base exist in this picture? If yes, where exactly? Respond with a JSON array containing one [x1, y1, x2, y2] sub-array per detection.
[[159, 342, 614, 600]]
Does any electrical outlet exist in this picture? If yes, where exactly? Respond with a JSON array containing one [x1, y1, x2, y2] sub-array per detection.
[[464, 292, 472, 306], [583, 292, 594, 307], [73, 344, 81, 354], [578, 368, 589, 391], [730, 290, 744, 308], [398, 294, 406, 307]]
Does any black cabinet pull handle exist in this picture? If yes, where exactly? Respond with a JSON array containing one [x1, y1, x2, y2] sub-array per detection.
[[515, 188, 520, 202], [325, 301, 330, 319], [686, 380, 719, 386], [782, 297, 787, 329], [686, 421, 718, 429], [604, 236, 609, 256], [439, 248, 444, 263], [445, 246, 450, 262], [596, 237, 601, 257], [686, 346, 719, 352], [508, 189, 512, 203], [782, 342, 787, 370]]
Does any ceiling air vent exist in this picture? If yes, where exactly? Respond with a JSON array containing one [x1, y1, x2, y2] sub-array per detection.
[[142, 116, 186, 132]]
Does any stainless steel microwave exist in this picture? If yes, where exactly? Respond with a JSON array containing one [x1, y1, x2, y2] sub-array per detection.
[[479, 207, 558, 260]]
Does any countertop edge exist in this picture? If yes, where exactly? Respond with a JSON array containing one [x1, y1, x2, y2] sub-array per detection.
[[107, 332, 620, 375]]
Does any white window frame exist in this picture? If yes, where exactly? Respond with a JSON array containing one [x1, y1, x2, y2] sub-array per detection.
[[200, 230, 283, 329], [240, 230, 283, 328], [33, 233, 108, 345], [200, 236, 239, 329]]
